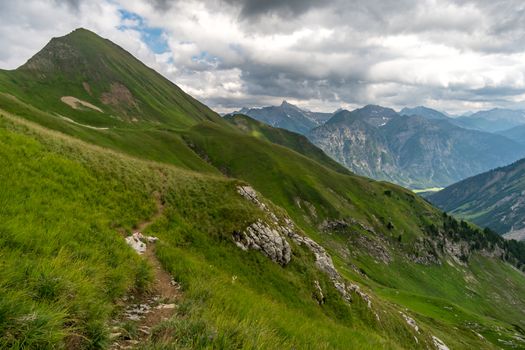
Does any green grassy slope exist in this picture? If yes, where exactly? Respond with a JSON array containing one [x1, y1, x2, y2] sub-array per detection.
[[4, 107, 525, 349], [225, 113, 351, 175], [0, 113, 427, 349], [0, 29, 524, 350], [429, 158, 525, 234]]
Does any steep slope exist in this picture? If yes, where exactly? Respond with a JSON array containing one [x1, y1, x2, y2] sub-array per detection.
[[429, 157, 525, 238], [400, 106, 449, 120], [4, 28, 220, 127], [233, 100, 332, 134], [451, 108, 525, 132], [309, 106, 525, 188], [1, 29, 525, 350]]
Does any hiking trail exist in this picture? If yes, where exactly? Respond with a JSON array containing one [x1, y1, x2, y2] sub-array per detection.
[[111, 193, 181, 349]]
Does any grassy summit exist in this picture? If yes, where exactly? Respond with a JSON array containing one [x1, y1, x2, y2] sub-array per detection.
[[0, 29, 524, 349]]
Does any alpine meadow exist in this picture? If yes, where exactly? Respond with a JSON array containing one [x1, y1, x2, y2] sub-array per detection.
[[1, 3, 525, 350]]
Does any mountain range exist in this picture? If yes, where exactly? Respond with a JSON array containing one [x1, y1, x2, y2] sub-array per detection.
[[1, 28, 525, 349], [450, 108, 525, 132], [400, 106, 449, 120], [310, 105, 525, 188], [238, 102, 525, 189]]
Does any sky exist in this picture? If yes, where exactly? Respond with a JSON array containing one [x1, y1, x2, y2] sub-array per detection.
[[1, 0, 525, 114]]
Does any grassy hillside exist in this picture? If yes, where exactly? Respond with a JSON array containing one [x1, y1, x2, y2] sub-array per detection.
[[1, 29, 525, 350], [0, 113, 424, 349], [225, 113, 350, 175]]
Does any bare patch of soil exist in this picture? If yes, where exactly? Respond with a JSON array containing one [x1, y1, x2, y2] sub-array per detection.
[[61, 96, 103, 112], [100, 83, 139, 110], [83, 82, 93, 95]]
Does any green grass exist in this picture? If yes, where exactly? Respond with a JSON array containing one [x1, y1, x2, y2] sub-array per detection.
[[0, 116, 155, 348], [0, 113, 428, 349], [2, 108, 523, 348]]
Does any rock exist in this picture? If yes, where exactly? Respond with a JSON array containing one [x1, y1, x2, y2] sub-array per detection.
[[443, 238, 470, 265], [352, 234, 392, 264], [319, 218, 376, 235], [432, 335, 450, 350], [156, 303, 176, 309], [408, 237, 441, 265], [400, 312, 419, 333], [288, 232, 339, 281], [125, 232, 147, 254], [289, 231, 367, 303], [233, 219, 291, 265], [237, 185, 267, 211], [348, 283, 372, 308], [146, 236, 159, 243], [125, 232, 159, 254], [313, 280, 325, 305]]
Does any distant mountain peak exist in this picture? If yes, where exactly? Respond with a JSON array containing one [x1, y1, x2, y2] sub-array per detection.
[[232, 102, 333, 135], [400, 106, 448, 120], [325, 104, 397, 127]]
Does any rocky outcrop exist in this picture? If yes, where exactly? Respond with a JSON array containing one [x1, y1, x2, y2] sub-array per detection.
[[408, 237, 441, 265], [352, 234, 392, 264], [348, 283, 372, 308], [443, 238, 471, 265], [235, 186, 291, 265], [286, 224, 373, 305], [101, 82, 139, 111], [235, 185, 373, 306], [237, 185, 278, 222], [233, 219, 291, 265], [319, 218, 376, 235]]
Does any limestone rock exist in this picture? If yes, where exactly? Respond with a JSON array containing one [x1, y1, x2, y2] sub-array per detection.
[[233, 219, 291, 265], [235, 186, 373, 307], [125, 232, 159, 255]]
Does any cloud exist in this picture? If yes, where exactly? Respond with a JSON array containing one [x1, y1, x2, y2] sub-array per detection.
[[224, 0, 326, 18], [2, 0, 525, 114]]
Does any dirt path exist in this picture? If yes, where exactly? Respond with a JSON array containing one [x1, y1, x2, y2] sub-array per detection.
[[111, 194, 181, 349]]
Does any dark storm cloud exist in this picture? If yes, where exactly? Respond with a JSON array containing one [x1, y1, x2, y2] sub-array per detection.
[[224, 0, 327, 18], [52, 0, 81, 10]]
